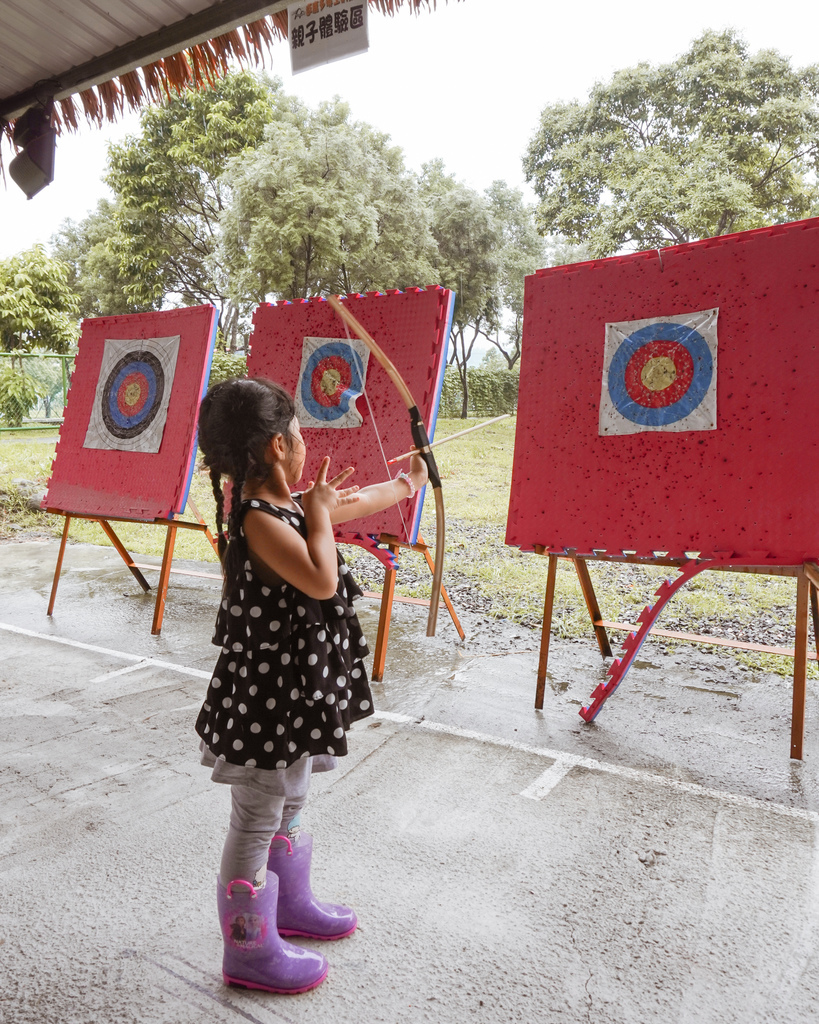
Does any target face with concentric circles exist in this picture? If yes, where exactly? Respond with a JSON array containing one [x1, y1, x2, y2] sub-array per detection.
[[600, 310, 718, 435], [608, 322, 713, 426], [295, 338, 369, 428], [101, 351, 165, 439], [83, 334, 181, 453]]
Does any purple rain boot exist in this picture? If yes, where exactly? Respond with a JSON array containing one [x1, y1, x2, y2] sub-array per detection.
[[268, 833, 357, 940], [218, 872, 328, 993]]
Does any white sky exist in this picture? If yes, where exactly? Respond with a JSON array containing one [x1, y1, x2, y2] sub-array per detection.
[[1, 0, 818, 260]]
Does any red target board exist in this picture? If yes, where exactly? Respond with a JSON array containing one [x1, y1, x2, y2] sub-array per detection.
[[248, 289, 453, 555], [45, 306, 217, 520], [506, 218, 819, 564]]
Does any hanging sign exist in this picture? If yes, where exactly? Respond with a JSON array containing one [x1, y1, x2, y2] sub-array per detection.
[[83, 335, 180, 453], [288, 0, 368, 74], [294, 335, 370, 428], [599, 308, 718, 436]]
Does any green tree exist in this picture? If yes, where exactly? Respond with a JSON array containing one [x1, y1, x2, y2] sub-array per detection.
[[0, 246, 80, 356], [106, 70, 278, 347], [221, 98, 437, 303], [0, 246, 79, 425], [524, 30, 819, 257], [484, 181, 545, 370], [51, 199, 145, 319], [421, 161, 502, 417]]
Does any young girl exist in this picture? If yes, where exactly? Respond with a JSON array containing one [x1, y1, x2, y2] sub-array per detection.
[[196, 376, 428, 995]]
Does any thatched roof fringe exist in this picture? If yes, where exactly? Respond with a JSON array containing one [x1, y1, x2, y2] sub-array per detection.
[[188, 44, 214, 89], [119, 70, 147, 112], [44, 14, 282, 135], [162, 51, 194, 95], [78, 88, 102, 124], [141, 62, 166, 105], [98, 80, 124, 121], [244, 17, 279, 64], [4, 2, 455, 154], [58, 97, 80, 132]]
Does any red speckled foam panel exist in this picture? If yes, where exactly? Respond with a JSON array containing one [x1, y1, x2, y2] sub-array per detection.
[[506, 218, 819, 564], [248, 288, 453, 548], [45, 305, 217, 520]]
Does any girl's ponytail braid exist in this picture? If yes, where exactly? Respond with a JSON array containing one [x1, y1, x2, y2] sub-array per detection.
[[209, 466, 228, 561], [228, 474, 245, 542], [222, 472, 246, 586]]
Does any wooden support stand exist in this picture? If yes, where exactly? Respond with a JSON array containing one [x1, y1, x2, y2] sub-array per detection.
[[368, 532, 465, 681], [46, 497, 220, 635], [46, 510, 463, 667], [533, 549, 819, 760]]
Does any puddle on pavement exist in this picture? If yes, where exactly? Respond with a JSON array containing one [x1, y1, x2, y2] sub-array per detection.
[[548, 675, 570, 694], [367, 640, 464, 714], [683, 684, 741, 699]]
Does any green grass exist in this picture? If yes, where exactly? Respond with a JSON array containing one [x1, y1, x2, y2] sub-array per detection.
[[0, 419, 813, 676], [0, 431, 220, 562]]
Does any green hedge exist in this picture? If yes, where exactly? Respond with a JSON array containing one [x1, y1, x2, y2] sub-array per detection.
[[439, 366, 519, 418], [208, 349, 248, 386]]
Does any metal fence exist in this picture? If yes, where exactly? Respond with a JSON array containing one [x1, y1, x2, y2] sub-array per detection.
[[0, 352, 73, 432]]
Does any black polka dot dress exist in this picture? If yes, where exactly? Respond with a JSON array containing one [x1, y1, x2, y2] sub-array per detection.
[[195, 498, 374, 771]]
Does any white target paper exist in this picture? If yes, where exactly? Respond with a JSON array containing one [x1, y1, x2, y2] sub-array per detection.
[[294, 335, 370, 429], [83, 336, 180, 453], [599, 309, 718, 436]]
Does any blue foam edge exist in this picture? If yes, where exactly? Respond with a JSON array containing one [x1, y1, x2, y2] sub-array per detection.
[[174, 307, 219, 518]]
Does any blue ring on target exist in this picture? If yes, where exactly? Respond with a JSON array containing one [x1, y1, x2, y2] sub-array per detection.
[[608, 322, 713, 426], [300, 341, 366, 422], [101, 351, 165, 439], [107, 360, 158, 428]]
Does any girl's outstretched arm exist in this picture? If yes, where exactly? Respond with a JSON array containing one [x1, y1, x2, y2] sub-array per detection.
[[330, 453, 428, 525]]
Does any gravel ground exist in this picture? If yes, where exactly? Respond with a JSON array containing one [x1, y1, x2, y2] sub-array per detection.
[[342, 518, 812, 666]]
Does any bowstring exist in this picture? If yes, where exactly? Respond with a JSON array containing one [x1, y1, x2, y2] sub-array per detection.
[[339, 317, 411, 545]]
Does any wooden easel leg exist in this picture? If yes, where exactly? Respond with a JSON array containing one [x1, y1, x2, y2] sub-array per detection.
[[371, 544, 399, 682], [97, 519, 151, 593], [791, 568, 810, 760], [186, 495, 220, 557], [416, 532, 465, 640], [47, 515, 72, 616], [810, 582, 819, 656], [573, 556, 612, 659], [152, 524, 178, 636], [535, 552, 558, 710]]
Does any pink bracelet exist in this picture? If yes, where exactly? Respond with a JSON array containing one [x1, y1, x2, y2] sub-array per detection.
[[395, 470, 416, 498]]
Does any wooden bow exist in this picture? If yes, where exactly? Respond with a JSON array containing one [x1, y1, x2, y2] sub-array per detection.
[[327, 294, 445, 636]]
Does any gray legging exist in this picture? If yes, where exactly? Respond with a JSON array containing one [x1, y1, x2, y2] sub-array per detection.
[[219, 759, 311, 887]]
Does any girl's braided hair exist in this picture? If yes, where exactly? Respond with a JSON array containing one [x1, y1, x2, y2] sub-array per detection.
[[198, 377, 296, 586]]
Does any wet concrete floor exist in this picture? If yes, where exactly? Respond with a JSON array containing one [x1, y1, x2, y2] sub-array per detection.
[[1, 539, 818, 1023]]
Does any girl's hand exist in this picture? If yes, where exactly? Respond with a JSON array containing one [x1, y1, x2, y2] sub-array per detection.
[[301, 457, 359, 517], [245, 457, 357, 600], [409, 452, 429, 492], [328, 452, 428, 525]]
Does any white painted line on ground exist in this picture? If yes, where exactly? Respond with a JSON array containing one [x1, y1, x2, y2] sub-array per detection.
[[520, 759, 576, 800], [0, 621, 211, 679], [3, 621, 817, 825], [90, 659, 152, 684], [376, 712, 819, 824]]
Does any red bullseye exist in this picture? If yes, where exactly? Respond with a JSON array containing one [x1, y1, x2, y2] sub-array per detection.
[[116, 372, 150, 417], [624, 340, 693, 409], [310, 355, 352, 408]]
